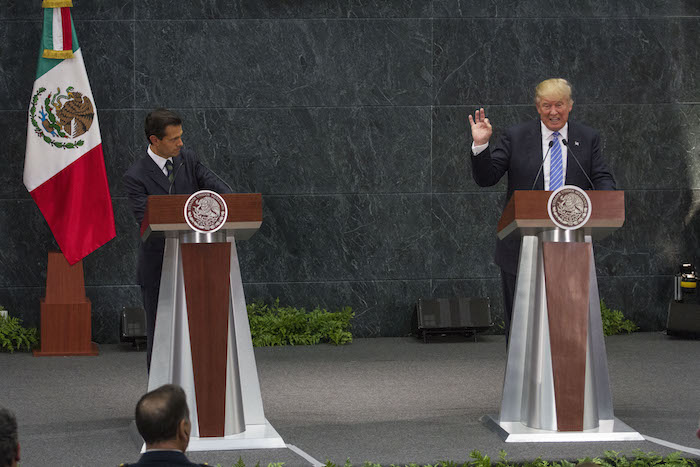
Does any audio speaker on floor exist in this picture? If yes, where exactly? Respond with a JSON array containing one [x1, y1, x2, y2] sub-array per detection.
[[666, 301, 700, 338], [120, 307, 147, 349], [414, 297, 491, 343]]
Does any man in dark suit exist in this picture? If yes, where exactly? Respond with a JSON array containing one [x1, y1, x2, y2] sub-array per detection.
[[468, 78, 616, 343], [124, 109, 232, 370], [121, 384, 206, 467]]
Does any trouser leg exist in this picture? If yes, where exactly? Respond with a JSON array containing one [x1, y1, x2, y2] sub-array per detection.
[[141, 286, 159, 373], [500, 269, 516, 347]]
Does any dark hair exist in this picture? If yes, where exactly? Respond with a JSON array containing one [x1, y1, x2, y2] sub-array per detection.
[[134, 384, 189, 444], [0, 407, 18, 467], [144, 108, 182, 142]]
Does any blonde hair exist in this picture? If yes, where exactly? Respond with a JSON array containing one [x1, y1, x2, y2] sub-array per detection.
[[535, 78, 573, 104]]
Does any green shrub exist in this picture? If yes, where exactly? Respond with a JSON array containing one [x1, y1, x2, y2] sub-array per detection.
[[217, 450, 698, 467], [0, 310, 39, 353], [600, 300, 638, 336], [247, 299, 353, 347]]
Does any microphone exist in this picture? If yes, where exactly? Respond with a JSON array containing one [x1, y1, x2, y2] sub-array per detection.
[[197, 160, 233, 194], [562, 139, 596, 190], [531, 140, 554, 190], [168, 158, 185, 195]]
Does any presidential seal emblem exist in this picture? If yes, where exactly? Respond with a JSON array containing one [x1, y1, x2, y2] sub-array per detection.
[[29, 86, 94, 149], [184, 190, 228, 234], [547, 185, 592, 230]]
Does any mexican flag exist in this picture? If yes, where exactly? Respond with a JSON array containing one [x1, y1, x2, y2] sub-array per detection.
[[24, 1, 115, 265]]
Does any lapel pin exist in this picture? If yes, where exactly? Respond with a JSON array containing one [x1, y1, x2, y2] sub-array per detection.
[[575, 141, 580, 146]]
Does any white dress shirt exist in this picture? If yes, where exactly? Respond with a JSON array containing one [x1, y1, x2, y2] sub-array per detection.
[[148, 146, 173, 177]]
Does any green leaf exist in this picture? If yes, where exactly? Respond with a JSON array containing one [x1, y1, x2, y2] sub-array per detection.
[[0, 314, 39, 353], [247, 299, 353, 347], [600, 300, 638, 336]]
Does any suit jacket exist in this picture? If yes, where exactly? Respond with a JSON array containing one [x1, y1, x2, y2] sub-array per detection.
[[121, 449, 207, 466], [471, 119, 616, 275], [123, 147, 232, 288]]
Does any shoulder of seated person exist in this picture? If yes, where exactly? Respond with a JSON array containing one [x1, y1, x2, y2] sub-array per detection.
[[118, 462, 209, 466]]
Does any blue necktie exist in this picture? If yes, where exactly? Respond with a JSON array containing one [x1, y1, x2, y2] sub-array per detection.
[[549, 132, 563, 190]]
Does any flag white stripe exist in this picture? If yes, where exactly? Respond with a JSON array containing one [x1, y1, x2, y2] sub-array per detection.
[[52, 8, 63, 51]]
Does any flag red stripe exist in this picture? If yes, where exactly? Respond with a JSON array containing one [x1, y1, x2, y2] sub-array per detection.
[[30, 145, 115, 265], [60, 7, 72, 51]]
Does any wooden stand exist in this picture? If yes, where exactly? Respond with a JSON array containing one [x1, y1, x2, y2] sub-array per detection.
[[33, 252, 98, 356]]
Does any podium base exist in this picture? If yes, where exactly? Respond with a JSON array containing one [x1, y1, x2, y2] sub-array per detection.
[[33, 342, 99, 357], [480, 414, 644, 442], [130, 419, 285, 452], [187, 421, 285, 451]]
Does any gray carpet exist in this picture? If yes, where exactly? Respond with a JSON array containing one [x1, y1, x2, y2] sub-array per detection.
[[1, 333, 698, 466]]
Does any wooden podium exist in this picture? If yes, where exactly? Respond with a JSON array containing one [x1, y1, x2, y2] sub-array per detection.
[[481, 190, 644, 442], [139, 193, 284, 451]]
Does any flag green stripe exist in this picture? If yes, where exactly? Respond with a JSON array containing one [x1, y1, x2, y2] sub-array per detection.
[[35, 11, 80, 80], [41, 8, 53, 54]]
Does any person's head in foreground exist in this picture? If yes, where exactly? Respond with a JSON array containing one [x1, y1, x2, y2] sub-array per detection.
[[135, 384, 191, 452], [0, 407, 20, 467]]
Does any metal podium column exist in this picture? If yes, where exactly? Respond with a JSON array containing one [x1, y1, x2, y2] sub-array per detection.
[[482, 228, 643, 442], [148, 231, 245, 437], [141, 230, 285, 451]]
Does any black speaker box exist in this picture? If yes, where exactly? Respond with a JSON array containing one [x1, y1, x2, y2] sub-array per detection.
[[120, 307, 147, 349], [666, 301, 700, 338], [414, 297, 491, 342]]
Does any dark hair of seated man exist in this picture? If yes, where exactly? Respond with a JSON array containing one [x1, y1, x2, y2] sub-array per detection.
[[0, 406, 20, 467], [134, 384, 191, 451]]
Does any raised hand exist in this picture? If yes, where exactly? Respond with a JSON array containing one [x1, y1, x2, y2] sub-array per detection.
[[468, 108, 492, 146]]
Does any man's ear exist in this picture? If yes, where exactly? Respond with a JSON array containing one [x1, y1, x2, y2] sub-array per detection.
[[179, 418, 190, 440], [15, 442, 20, 462], [148, 134, 159, 146]]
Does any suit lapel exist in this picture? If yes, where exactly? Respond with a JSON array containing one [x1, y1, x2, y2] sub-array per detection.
[[530, 121, 545, 190], [144, 154, 172, 193]]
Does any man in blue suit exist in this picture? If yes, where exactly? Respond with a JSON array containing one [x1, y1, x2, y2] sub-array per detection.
[[468, 78, 616, 343], [122, 384, 206, 466], [124, 109, 232, 370]]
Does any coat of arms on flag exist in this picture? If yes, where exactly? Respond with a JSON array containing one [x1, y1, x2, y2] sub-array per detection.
[[30, 85, 93, 148]]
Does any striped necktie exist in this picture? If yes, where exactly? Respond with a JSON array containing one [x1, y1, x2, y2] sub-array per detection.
[[549, 131, 563, 190], [165, 159, 174, 183]]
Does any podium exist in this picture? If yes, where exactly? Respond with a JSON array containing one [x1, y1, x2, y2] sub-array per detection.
[[481, 190, 644, 442], [139, 193, 284, 451]]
